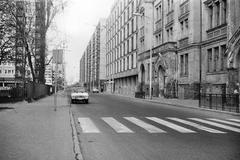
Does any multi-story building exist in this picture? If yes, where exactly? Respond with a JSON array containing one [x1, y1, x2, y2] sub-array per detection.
[[224, 0, 240, 93], [136, 0, 239, 99], [106, 0, 139, 94], [45, 64, 52, 85], [1, 0, 52, 88], [79, 0, 239, 99], [80, 19, 107, 91], [0, 62, 16, 88], [35, 0, 53, 84]]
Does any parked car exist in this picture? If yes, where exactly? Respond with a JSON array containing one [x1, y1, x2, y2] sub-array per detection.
[[92, 88, 99, 93], [70, 87, 89, 104]]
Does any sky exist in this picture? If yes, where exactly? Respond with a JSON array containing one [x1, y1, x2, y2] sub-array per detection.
[[49, 0, 114, 85]]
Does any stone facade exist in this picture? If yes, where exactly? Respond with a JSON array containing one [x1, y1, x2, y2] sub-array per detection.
[[136, 0, 239, 99]]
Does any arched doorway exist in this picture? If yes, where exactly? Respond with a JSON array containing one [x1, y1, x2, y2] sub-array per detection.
[[158, 66, 165, 97], [140, 64, 145, 84]]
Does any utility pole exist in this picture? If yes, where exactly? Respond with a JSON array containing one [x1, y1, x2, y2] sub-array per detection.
[[53, 49, 63, 111]]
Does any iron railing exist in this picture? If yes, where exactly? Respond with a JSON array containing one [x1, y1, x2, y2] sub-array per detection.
[[200, 93, 239, 113], [0, 82, 53, 103]]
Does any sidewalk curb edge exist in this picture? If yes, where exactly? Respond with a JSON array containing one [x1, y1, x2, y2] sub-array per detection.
[[69, 108, 84, 160]]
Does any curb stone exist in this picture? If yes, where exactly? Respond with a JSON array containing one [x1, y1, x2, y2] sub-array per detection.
[[69, 108, 83, 160]]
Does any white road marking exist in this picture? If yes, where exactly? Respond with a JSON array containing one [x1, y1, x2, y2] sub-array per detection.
[[167, 118, 226, 133], [189, 118, 240, 133], [124, 117, 166, 133], [146, 117, 195, 133], [228, 119, 240, 123], [207, 118, 240, 127], [102, 117, 134, 133], [78, 118, 100, 133]]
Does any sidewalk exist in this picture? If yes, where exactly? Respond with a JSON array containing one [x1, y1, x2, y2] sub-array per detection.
[[0, 91, 81, 160], [105, 92, 240, 116]]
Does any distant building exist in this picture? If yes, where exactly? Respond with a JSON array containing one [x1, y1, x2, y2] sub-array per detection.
[[0, 62, 16, 88], [0, 0, 52, 88], [80, 19, 107, 91], [45, 65, 52, 85]]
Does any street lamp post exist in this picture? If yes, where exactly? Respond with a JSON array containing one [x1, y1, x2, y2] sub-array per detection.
[[133, 12, 153, 99]]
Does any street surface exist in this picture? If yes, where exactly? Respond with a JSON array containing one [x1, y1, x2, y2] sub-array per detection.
[[71, 93, 240, 160]]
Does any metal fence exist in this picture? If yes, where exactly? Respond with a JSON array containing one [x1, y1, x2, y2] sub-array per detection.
[[0, 82, 53, 103], [200, 93, 239, 113]]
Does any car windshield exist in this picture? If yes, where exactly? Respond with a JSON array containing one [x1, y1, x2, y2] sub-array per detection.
[[73, 87, 86, 93]]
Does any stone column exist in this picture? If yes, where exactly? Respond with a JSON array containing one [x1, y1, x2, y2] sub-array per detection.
[[219, 0, 222, 25], [212, 3, 216, 28]]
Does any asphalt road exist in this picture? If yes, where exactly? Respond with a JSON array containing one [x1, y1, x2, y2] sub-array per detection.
[[71, 93, 240, 160]]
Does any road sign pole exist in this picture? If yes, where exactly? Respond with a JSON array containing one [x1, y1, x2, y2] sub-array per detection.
[[54, 64, 58, 111]]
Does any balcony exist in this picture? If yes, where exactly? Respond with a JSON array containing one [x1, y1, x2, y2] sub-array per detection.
[[206, 23, 227, 39]]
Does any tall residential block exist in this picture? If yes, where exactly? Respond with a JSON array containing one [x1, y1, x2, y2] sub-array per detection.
[[80, 19, 107, 91]]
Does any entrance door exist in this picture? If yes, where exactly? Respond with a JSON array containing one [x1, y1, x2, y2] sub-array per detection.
[[158, 66, 165, 97], [141, 64, 145, 84]]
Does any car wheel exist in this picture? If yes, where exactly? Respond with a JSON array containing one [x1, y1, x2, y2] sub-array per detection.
[[71, 99, 74, 104], [85, 100, 89, 104]]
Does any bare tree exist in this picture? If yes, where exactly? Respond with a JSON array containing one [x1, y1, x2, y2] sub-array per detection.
[[0, 0, 64, 84], [0, 0, 16, 65]]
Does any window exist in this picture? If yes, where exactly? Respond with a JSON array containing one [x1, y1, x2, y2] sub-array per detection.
[[208, 45, 227, 73], [180, 53, 189, 76], [214, 47, 219, 71], [215, 2, 220, 26], [221, 45, 227, 71], [155, 34, 161, 46], [131, 54, 133, 68], [156, 5, 162, 20], [131, 36, 134, 51], [185, 19, 188, 28], [207, 0, 227, 28], [127, 56, 129, 70], [167, 29, 169, 41], [185, 54, 188, 75], [148, 63, 150, 80], [180, 21, 184, 31], [207, 48, 212, 72], [222, 0, 227, 24], [209, 6, 213, 29]]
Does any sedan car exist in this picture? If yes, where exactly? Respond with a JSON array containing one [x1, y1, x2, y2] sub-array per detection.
[[70, 88, 89, 104], [92, 88, 99, 93]]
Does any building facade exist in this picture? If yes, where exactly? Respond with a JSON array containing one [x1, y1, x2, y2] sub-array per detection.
[[79, 0, 239, 99], [106, 0, 139, 94], [136, 0, 239, 99], [80, 19, 107, 91], [1, 0, 52, 88]]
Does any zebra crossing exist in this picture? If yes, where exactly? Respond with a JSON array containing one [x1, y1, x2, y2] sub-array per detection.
[[77, 117, 240, 134]]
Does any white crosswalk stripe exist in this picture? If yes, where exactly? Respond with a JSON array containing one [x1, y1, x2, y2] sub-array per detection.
[[77, 117, 240, 134], [146, 117, 195, 133], [124, 117, 166, 133], [167, 118, 226, 134], [78, 118, 100, 133], [189, 118, 240, 133], [102, 117, 134, 133], [207, 118, 240, 127], [228, 119, 240, 123]]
